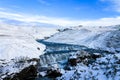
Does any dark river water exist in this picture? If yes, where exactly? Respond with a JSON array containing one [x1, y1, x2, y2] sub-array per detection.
[[36, 39, 110, 54], [35, 39, 113, 80]]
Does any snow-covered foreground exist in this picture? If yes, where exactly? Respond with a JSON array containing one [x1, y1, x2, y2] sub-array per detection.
[[46, 25, 120, 53], [1, 23, 120, 80], [0, 57, 38, 79], [57, 52, 120, 80], [37, 46, 120, 80], [0, 23, 57, 60]]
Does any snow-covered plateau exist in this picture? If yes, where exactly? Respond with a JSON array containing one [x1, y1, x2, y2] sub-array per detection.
[[0, 23, 57, 60], [0, 23, 120, 80], [46, 25, 120, 53], [0, 23, 57, 79]]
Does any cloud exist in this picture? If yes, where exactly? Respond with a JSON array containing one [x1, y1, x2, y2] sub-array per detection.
[[0, 8, 120, 26], [79, 17, 120, 26], [0, 10, 73, 26], [37, 0, 50, 6], [0, 7, 6, 10], [111, 0, 120, 12], [100, 0, 120, 12]]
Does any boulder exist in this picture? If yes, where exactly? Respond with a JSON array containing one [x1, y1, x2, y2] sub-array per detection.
[[68, 57, 77, 66], [3, 65, 37, 80], [46, 68, 62, 78]]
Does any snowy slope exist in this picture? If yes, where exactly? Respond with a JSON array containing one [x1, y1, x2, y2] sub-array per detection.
[[0, 23, 57, 60], [57, 52, 120, 80], [46, 26, 120, 53]]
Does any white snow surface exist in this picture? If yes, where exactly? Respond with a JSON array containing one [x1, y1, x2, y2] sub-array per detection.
[[0, 57, 38, 79], [46, 26, 120, 53], [57, 52, 120, 80], [0, 23, 57, 60]]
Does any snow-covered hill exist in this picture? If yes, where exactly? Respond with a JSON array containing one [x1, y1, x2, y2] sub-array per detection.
[[46, 25, 120, 53], [1, 23, 120, 80], [0, 23, 57, 60]]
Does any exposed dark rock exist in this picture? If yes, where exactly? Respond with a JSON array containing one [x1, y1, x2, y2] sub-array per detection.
[[57, 28, 72, 32], [46, 68, 62, 78], [91, 53, 101, 60], [68, 51, 102, 66], [68, 58, 77, 66], [27, 58, 39, 63], [37, 47, 40, 50], [116, 60, 120, 64], [3, 65, 37, 80], [44, 37, 50, 40]]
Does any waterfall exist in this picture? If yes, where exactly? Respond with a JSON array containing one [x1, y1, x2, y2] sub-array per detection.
[[39, 52, 71, 67], [37, 40, 111, 72]]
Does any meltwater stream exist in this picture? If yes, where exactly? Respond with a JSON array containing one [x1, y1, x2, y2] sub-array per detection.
[[37, 39, 113, 67], [36, 39, 113, 80]]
